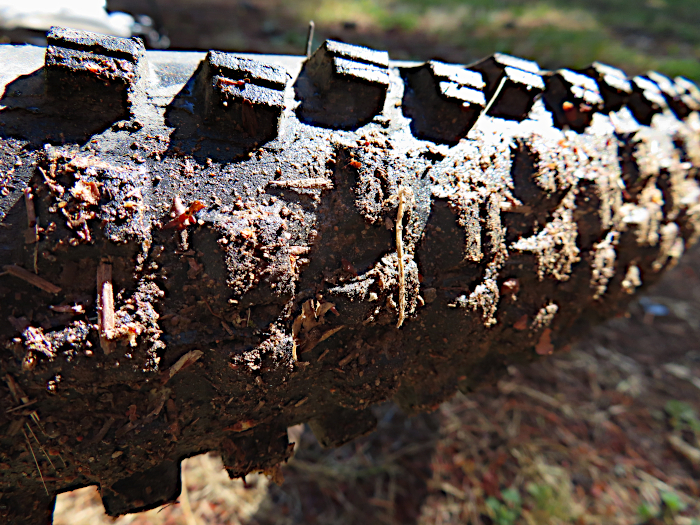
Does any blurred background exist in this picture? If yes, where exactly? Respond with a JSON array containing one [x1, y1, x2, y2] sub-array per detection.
[[1, 0, 699, 81], [9, 0, 696, 523], [114, 0, 699, 81]]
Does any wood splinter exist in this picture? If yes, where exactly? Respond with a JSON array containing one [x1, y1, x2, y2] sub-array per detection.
[[1, 265, 61, 294], [268, 178, 333, 191], [97, 261, 116, 354], [395, 185, 414, 328]]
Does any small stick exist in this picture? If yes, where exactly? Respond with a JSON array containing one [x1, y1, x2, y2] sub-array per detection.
[[339, 350, 359, 367], [395, 186, 413, 328], [29, 410, 42, 429], [90, 417, 115, 445], [97, 261, 115, 354], [5, 399, 37, 412], [4, 374, 21, 403], [202, 298, 223, 319], [472, 76, 507, 131], [318, 325, 345, 344], [306, 21, 315, 58], [23, 428, 48, 496], [24, 187, 36, 231], [24, 188, 39, 272], [221, 321, 234, 336], [2, 265, 61, 294], [163, 350, 204, 384]]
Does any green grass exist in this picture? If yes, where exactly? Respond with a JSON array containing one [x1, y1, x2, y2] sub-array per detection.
[[297, 0, 700, 81]]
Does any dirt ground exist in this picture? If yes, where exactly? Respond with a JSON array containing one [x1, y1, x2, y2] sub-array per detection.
[[47, 2, 700, 524]]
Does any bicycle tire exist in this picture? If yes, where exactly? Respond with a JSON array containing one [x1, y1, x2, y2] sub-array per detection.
[[1, 26, 699, 524]]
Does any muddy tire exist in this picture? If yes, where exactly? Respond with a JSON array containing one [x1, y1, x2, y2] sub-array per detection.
[[1, 27, 700, 524]]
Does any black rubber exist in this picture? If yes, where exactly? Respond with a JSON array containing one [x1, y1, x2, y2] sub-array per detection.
[[1, 26, 700, 524]]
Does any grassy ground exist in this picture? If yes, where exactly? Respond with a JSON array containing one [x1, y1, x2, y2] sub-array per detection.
[[50, 1, 700, 523]]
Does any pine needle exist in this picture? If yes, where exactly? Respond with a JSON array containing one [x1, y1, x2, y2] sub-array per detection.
[[23, 428, 48, 496]]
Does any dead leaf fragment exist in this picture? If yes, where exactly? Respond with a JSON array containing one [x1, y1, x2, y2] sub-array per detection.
[[68, 155, 113, 171], [224, 419, 257, 432], [292, 299, 337, 338], [513, 314, 528, 331], [535, 328, 554, 355]]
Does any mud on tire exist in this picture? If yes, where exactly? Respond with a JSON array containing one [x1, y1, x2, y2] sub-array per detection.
[[1, 26, 700, 524]]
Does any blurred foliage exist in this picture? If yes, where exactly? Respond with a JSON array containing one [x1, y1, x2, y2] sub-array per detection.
[[113, 0, 700, 80], [485, 487, 522, 525], [665, 399, 700, 436], [296, 0, 700, 80]]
